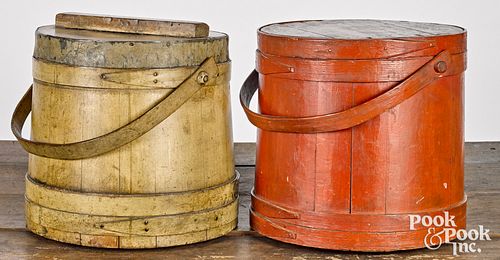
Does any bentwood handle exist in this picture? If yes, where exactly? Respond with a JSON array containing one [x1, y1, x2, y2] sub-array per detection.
[[55, 13, 209, 37], [240, 50, 453, 133], [11, 57, 218, 160]]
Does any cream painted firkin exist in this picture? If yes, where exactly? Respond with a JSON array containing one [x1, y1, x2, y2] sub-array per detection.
[[11, 13, 237, 248]]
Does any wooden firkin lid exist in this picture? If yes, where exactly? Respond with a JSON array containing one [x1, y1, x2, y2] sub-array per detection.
[[34, 13, 229, 68], [258, 20, 466, 59], [55, 13, 210, 37]]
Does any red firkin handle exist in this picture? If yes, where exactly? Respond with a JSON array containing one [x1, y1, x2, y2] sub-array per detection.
[[240, 50, 455, 133]]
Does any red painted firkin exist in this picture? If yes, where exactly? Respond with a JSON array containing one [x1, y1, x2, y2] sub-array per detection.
[[240, 20, 467, 251]]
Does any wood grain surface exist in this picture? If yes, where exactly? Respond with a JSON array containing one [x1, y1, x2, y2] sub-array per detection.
[[0, 141, 498, 258], [245, 20, 469, 252], [260, 20, 464, 39], [56, 13, 209, 37], [15, 21, 236, 248], [34, 26, 228, 68]]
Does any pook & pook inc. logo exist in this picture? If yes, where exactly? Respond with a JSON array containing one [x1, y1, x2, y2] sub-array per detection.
[[409, 211, 491, 255]]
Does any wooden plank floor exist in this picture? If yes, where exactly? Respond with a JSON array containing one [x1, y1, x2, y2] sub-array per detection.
[[0, 141, 499, 259]]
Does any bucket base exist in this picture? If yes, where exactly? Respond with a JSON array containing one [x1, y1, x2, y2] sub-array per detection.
[[250, 196, 467, 252], [26, 199, 237, 249], [27, 216, 237, 249], [24, 172, 239, 249]]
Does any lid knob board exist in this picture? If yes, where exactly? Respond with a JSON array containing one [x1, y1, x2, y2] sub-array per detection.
[[13, 13, 236, 249], [242, 20, 467, 251], [55, 12, 209, 37]]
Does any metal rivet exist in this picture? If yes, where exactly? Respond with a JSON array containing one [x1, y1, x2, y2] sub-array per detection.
[[434, 61, 447, 73], [153, 79, 158, 84], [144, 220, 149, 225], [197, 71, 209, 84], [144, 228, 149, 232], [100, 74, 107, 79], [153, 72, 158, 77], [99, 224, 104, 228], [129, 42, 134, 46]]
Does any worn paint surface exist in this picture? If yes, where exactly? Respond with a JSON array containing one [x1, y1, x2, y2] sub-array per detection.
[[16, 14, 237, 248], [242, 20, 467, 251]]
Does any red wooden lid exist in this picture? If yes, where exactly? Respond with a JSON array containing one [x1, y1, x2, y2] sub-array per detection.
[[258, 20, 466, 59]]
